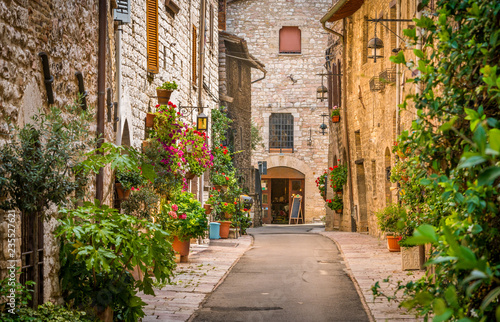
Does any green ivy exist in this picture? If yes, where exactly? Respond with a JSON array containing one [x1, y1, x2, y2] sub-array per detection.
[[378, 0, 500, 320]]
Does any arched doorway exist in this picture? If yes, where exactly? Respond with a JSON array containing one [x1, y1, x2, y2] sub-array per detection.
[[260, 167, 305, 224]]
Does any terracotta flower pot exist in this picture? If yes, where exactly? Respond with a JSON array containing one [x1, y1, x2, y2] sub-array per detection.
[[185, 171, 196, 180], [335, 208, 342, 214], [115, 183, 130, 200], [387, 235, 402, 252], [204, 204, 212, 215], [172, 236, 190, 263], [224, 212, 233, 219], [217, 221, 231, 239], [332, 115, 340, 123], [156, 88, 173, 105], [145, 113, 156, 127]]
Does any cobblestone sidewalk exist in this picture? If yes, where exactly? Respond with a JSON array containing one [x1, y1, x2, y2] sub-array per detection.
[[140, 236, 252, 321], [320, 231, 424, 322]]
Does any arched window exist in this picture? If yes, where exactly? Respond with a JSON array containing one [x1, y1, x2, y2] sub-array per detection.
[[279, 26, 301, 54]]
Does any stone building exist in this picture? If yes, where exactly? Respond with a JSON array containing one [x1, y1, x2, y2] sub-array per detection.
[[320, 0, 419, 234], [117, 0, 220, 200], [225, 0, 332, 224], [0, 0, 117, 305], [218, 30, 266, 226]]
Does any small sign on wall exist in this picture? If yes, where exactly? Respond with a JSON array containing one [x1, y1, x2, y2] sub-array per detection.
[[114, 0, 131, 24]]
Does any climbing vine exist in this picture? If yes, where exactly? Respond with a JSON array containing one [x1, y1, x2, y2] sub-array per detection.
[[375, 0, 500, 320]]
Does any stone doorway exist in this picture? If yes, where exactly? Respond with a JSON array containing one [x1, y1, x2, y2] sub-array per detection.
[[261, 167, 305, 224], [356, 162, 368, 232]]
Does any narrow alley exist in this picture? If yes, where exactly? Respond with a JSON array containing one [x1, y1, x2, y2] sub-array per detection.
[[192, 225, 370, 322]]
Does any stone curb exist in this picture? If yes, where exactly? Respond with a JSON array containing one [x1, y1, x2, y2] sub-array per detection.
[[319, 231, 424, 322], [140, 235, 253, 322], [319, 232, 376, 322]]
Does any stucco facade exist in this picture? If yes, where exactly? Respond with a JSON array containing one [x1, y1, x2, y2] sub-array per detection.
[[226, 0, 331, 223]]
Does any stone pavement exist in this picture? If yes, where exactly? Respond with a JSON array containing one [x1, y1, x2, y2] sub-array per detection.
[[320, 231, 424, 322], [139, 236, 252, 322]]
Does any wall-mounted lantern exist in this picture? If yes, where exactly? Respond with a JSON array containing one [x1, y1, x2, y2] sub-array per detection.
[[319, 113, 328, 135], [367, 37, 384, 63], [196, 112, 208, 131], [316, 84, 328, 102]]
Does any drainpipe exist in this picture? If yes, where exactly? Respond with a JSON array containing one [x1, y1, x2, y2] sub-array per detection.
[[116, 24, 123, 145], [395, 0, 401, 137], [415, 1, 422, 102], [96, 0, 107, 202], [197, 0, 207, 205], [322, 21, 344, 41]]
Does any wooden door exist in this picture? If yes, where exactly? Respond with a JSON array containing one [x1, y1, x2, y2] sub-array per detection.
[[261, 179, 272, 224]]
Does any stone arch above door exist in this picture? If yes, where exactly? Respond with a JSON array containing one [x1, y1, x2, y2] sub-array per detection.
[[262, 166, 305, 179]]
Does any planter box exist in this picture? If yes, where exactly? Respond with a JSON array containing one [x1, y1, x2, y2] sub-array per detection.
[[401, 245, 425, 270]]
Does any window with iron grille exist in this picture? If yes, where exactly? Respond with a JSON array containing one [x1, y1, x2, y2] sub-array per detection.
[[269, 114, 294, 153]]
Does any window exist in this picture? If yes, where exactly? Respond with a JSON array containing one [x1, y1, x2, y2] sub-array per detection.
[[146, 0, 158, 74], [269, 113, 294, 153], [192, 25, 197, 85], [362, 16, 368, 64], [279, 27, 301, 54]]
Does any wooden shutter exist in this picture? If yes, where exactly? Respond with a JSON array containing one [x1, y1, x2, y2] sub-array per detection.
[[279, 27, 301, 53], [192, 25, 197, 85], [219, 0, 226, 30], [146, 0, 159, 74]]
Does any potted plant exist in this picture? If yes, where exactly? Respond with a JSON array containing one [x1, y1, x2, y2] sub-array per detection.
[[329, 164, 348, 192], [57, 202, 176, 321], [375, 204, 406, 252], [316, 171, 328, 201], [326, 196, 343, 213], [156, 80, 178, 105], [330, 106, 340, 123], [115, 168, 144, 200], [220, 201, 236, 219], [159, 192, 208, 262]]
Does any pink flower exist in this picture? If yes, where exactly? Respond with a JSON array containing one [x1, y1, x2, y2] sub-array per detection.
[[180, 213, 187, 219], [169, 211, 178, 219], [172, 204, 178, 211]]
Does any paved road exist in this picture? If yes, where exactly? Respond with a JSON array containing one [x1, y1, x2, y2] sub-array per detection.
[[192, 224, 370, 322]]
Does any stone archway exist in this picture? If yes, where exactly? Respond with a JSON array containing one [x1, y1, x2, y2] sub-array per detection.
[[258, 155, 324, 223]]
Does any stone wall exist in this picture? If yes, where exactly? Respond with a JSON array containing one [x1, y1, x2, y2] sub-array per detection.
[[119, 0, 219, 199], [0, 0, 116, 304], [226, 0, 332, 222], [324, 0, 418, 235]]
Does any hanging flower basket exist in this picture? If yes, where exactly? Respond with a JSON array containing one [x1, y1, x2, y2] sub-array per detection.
[[335, 208, 342, 214], [156, 89, 173, 106], [185, 171, 196, 180], [224, 212, 233, 219], [332, 115, 340, 123], [203, 204, 212, 215]]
